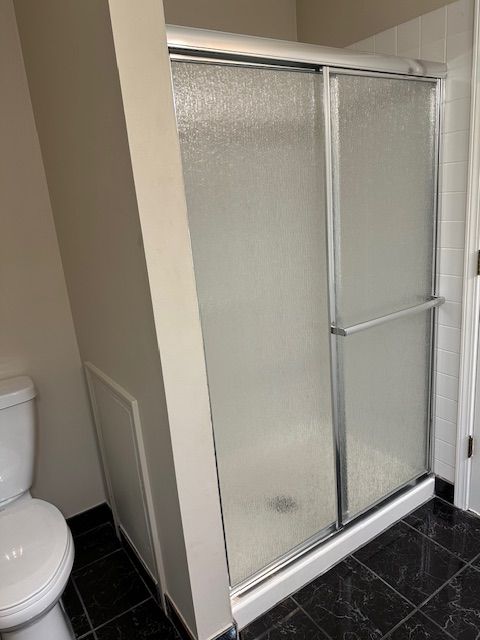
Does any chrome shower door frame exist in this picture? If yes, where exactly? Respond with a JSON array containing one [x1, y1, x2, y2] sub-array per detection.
[[167, 25, 446, 597]]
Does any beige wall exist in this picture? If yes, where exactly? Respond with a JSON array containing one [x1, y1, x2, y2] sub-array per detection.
[[163, 0, 297, 40], [0, 0, 105, 518], [297, 0, 456, 47], [13, 0, 197, 634], [108, 1, 232, 638]]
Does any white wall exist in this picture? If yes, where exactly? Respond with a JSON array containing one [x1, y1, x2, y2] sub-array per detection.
[[163, 0, 297, 40], [349, 0, 475, 483], [13, 1, 229, 637], [0, 0, 105, 518], [107, 2, 232, 638]]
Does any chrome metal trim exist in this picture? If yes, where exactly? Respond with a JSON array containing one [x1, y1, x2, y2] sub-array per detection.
[[329, 67, 439, 83], [331, 297, 446, 337], [342, 471, 431, 525], [229, 522, 337, 598], [231, 473, 433, 598], [170, 53, 317, 73], [427, 78, 445, 473], [324, 67, 347, 528], [167, 26, 447, 78]]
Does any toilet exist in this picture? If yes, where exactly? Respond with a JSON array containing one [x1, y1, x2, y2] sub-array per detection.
[[0, 376, 75, 640]]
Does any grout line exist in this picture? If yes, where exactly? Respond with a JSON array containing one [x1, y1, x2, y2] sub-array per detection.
[[71, 576, 96, 636], [400, 518, 468, 561], [71, 520, 113, 540], [435, 393, 458, 403], [352, 555, 416, 608], [91, 597, 153, 633], [119, 540, 159, 601], [380, 609, 418, 639], [295, 603, 334, 640], [242, 605, 302, 640], [434, 435, 457, 447], [73, 548, 122, 575], [436, 370, 460, 380]]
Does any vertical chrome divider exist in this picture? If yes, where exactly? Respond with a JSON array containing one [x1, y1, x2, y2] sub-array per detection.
[[323, 68, 346, 528], [427, 78, 444, 473]]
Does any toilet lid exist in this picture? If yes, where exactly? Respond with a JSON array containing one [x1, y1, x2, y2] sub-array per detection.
[[0, 499, 69, 612]]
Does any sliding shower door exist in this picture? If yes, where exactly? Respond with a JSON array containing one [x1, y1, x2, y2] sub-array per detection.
[[329, 73, 438, 521], [171, 61, 337, 586]]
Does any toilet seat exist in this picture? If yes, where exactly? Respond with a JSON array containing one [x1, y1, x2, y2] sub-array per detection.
[[0, 499, 74, 631]]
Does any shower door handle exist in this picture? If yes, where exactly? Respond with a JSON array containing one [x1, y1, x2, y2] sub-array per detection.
[[331, 296, 445, 337]]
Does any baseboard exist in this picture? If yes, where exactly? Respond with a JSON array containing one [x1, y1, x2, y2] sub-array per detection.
[[232, 476, 434, 629], [435, 476, 455, 504]]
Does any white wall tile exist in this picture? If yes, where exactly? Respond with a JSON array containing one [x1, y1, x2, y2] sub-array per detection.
[[437, 324, 461, 352], [444, 96, 471, 132], [438, 248, 464, 276], [354, 36, 375, 53], [442, 161, 469, 192], [434, 459, 455, 482], [397, 18, 421, 58], [421, 40, 446, 63], [420, 7, 446, 62], [436, 348, 461, 377], [438, 301, 462, 327], [437, 372, 460, 400], [436, 394, 458, 422], [374, 28, 397, 55], [435, 416, 457, 444], [441, 192, 467, 221], [447, 31, 474, 65], [348, 0, 474, 486], [439, 274, 463, 302], [421, 7, 447, 43], [443, 130, 469, 163], [447, 0, 475, 36], [435, 437, 456, 465], [440, 221, 465, 249]]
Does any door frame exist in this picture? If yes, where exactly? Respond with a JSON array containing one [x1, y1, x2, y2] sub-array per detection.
[[455, 0, 480, 510]]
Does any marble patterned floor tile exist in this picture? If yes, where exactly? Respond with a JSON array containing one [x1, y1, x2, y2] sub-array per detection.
[[74, 549, 150, 628], [292, 556, 412, 639], [240, 598, 298, 639], [404, 498, 480, 561], [388, 612, 452, 639], [256, 609, 328, 639], [95, 599, 180, 639], [354, 522, 464, 605], [73, 523, 121, 570], [422, 565, 480, 640], [62, 578, 91, 638]]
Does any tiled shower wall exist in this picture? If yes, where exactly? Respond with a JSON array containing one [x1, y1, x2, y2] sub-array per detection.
[[348, 0, 474, 483]]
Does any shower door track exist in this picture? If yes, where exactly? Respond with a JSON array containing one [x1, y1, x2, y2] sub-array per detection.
[[168, 25, 446, 621]]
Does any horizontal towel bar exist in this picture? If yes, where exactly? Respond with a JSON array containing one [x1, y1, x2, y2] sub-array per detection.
[[331, 296, 445, 337]]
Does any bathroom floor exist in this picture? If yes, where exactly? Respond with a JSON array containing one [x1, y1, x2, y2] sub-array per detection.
[[64, 496, 480, 639], [63, 505, 180, 639]]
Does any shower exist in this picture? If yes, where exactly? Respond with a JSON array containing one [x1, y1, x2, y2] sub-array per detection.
[[168, 28, 445, 595]]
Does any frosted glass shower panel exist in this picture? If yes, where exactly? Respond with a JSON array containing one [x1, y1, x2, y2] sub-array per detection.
[[341, 312, 432, 519], [171, 62, 337, 586], [331, 72, 437, 521], [330, 74, 437, 326]]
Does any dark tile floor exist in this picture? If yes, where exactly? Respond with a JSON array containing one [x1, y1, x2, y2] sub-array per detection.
[[63, 513, 180, 639], [63, 497, 480, 639], [240, 497, 480, 640]]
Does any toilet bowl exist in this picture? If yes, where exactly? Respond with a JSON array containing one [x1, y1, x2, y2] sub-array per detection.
[[0, 377, 75, 640]]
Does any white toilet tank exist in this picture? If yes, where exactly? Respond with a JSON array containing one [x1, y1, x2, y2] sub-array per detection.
[[0, 376, 36, 506]]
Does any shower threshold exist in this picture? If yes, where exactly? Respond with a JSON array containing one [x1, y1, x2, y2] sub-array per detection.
[[232, 474, 434, 630]]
